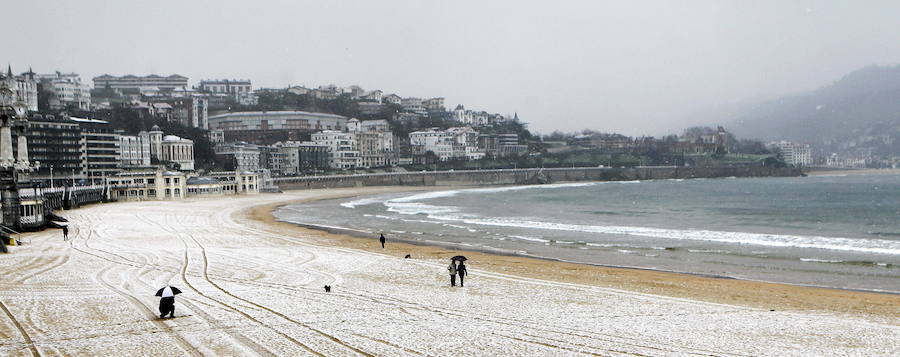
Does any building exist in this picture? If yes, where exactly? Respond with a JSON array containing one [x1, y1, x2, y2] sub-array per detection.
[[215, 142, 261, 171], [1, 66, 38, 112], [479, 133, 527, 158], [107, 168, 259, 201], [774, 141, 812, 167], [207, 171, 259, 194], [198, 79, 252, 95], [163, 96, 208, 129], [453, 105, 473, 124], [383, 93, 402, 105], [159, 135, 195, 171], [409, 129, 457, 161], [208, 111, 348, 145], [361, 90, 383, 103], [17, 113, 82, 182], [401, 97, 427, 115], [297, 142, 330, 173], [92, 74, 189, 93], [36, 71, 91, 110], [208, 111, 348, 132], [273, 141, 301, 175], [208, 129, 225, 144], [119, 135, 151, 167], [311, 131, 360, 169], [423, 97, 445, 112], [348, 119, 395, 168], [70, 117, 121, 182]]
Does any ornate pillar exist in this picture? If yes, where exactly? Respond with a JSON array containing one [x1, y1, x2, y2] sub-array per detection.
[[0, 125, 12, 168], [16, 134, 28, 168]]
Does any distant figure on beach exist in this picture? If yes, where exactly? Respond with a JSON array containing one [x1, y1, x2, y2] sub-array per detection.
[[379, 234, 386, 248], [457, 261, 468, 287], [155, 285, 182, 318], [448, 261, 457, 286], [62, 226, 69, 241]]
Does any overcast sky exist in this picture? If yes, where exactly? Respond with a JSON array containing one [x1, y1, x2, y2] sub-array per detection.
[[7, 1, 900, 136]]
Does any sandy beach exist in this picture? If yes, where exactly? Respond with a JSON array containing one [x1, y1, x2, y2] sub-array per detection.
[[1, 187, 898, 356]]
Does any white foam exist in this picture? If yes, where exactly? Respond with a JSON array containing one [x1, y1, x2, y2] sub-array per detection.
[[508, 235, 551, 243], [800, 258, 844, 263], [340, 197, 385, 208]]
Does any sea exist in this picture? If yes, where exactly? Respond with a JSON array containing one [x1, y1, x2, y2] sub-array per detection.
[[274, 174, 900, 293]]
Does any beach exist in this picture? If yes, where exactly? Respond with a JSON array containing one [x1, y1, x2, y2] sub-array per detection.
[[0, 187, 898, 356]]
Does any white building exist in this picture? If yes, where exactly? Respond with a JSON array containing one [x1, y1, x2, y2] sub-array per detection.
[[93, 74, 189, 92], [208, 129, 225, 144], [198, 79, 251, 95], [774, 141, 812, 167], [409, 127, 482, 161], [383, 94, 402, 105], [453, 105, 474, 124], [119, 135, 151, 167], [401, 97, 427, 115], [135, 125, 195, 170], [36, 71, 91, 110], [347, 119, 395, 168], [423, 97, 445, 112], [208, 111, 348, 132], [215, 142, 261, 171], [160, 135, 195, 171], [311, 130, 360, 169]]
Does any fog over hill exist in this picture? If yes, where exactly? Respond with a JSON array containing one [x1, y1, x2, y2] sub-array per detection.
[[698, 65, 900, 157]]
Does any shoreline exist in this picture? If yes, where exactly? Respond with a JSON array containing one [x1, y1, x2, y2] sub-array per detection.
[[240, 186, 900, 321], [806, 168, 900, 176]]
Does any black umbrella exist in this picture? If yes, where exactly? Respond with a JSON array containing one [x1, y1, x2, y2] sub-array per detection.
[[155, 286, 183, 297], [451, 255, 467, 262]]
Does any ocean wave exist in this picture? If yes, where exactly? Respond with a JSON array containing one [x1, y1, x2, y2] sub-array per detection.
[[340, 197, 385, 208], [389, 208, 900, 254], [386, 182, 608, 205], [799, 258, 845, 263]]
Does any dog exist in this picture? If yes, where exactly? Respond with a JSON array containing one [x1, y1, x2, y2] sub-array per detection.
[[404, 254, 411, 259], [324, 285, 331, 292]]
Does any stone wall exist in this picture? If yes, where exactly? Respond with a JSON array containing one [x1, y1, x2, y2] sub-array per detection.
[[274, 166, 803, 190]]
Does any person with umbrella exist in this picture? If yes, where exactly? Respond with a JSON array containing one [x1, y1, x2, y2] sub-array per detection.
[[452, 256, 468, 287], [447, 260, 457, 286], [155, 285, 182, 318]]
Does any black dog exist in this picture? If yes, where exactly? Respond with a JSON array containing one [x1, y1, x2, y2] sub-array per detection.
[[404, 254, 411, 259], [324, 285, 331, 292]]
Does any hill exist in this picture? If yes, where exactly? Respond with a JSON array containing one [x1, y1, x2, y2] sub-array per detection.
[[724, 65, 900, 157]]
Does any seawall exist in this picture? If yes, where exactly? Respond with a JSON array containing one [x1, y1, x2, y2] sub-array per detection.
[[274, 166, 803, 190]]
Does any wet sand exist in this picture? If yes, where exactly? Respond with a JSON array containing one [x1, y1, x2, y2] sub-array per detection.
[[245, 186, 900, 322]]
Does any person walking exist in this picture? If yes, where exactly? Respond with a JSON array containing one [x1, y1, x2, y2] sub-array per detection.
[[62, 226, 69, 241], [447, 261, 457, 286], [379, 233, 386, 249], [457, 261, 468, 287]]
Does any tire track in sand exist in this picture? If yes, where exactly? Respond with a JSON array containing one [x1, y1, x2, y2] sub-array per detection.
[[0, 300, 40, 357], [92, 264, 202, 357]]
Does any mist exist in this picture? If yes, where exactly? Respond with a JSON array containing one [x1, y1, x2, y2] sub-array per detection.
[[7, 0, 900, 136]]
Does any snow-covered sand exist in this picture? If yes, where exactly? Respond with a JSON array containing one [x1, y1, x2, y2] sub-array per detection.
[[1, 188, 898, 356]]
